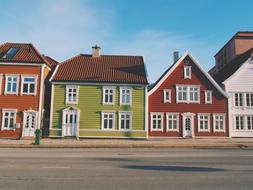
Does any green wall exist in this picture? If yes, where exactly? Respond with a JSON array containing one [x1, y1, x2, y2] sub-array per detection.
[[50, 84, 146, 138]]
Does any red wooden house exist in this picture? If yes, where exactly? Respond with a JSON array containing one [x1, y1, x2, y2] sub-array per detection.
[[148, 52, 229, 138], [0, 43, 55, 138]]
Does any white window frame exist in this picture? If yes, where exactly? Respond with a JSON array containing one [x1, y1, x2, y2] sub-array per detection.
[[246, 115, 253, 131], [213, 114, 225, 132], [1, 109, 17, 130], [120, 87, 132, 105], [235, 115, 244, 131], [245, 93, 253, 108], [4, 74, 20, 95], [118, 112, 132, 131], [176, 85, 200, 104], [163, 89, 171, 103], [20, 75, 38, 96], [197, 113, 210, 132], [101, 112, 115, 130], [103, 87, 115, 105], [150, 112, 163, 132], [0, 74, 2, 95], [205, 90, 212, 104], [184, 66, 191, 79], [166, 113, 179, 132], [234, 93, 243, 107], [66, 85, 79, 105]]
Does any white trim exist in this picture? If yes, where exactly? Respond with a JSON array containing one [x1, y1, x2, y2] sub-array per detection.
[[213, 114, 226, 132], [205, 90, 212, 104], [49, 64, 60, 82], [65, 85, 79, 105], [51, 81, 146, 87], [181, 112, 195, 138], [49, 84, 54, 130], [0, 62, 44, 66], [1, 109, 17, 130], [184, 66, 191, 79], [38, 65, 44, 131], [163, 89, 171, 103], [197, 113, 211, 132], [0, 74, 2, 95], [22, 109, 38, 137], [4, 74, 20, 95], [118, 111, 132, 131], [20, 75, 38, 96], [148, 51, 228, 98], [119, 87, 132, 105], [101, 112, 115, 130], [102, 86, 115, 105], [62, 107, 80, 137], [176, 85, 200, 104], [150, 112, 164, 132], [144, 86, 148, 137], [166, 112, 179, 132], [78, 129, 145, 132]]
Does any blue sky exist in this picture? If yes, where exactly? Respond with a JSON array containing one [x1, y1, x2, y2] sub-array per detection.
[[0, 0, 253, 82]]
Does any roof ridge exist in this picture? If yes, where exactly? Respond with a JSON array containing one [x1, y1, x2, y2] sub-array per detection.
[[80, 53, 143, 58], [29, 43, 52, 68]]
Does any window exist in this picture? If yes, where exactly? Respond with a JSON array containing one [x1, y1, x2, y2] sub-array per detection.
[[235, 93, 243, 107], [235, 116, 244, 130], [119, 112, 132, 131], [120, 87, 132, 105], [247, 116, 253, 130], [5, 75, 19, 95], [176, 85, 200, 103], [1, 109, 17, 130], [103, 87, 115, 105], [205, 91, 212, 104], [3, 48, 19, 59], [166, 113, 179, 131], [213, 114, 225, 132], [21, 76, 37, 95], [198, 114, 210, 132], [66, 86, 79, 104], [150, 113, 163, 131], [163, 89, 171, 103], [184, 66, 191, 79], [246, 93, 253, 108], [101, 112, 115, 130], [0, 74, 2, 95]]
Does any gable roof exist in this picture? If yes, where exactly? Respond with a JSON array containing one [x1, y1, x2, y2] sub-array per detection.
[[0, 42, 52, 68], [211, 48, 253, 85], [148, 52, 228, 98], [51, 54, 148, 85]]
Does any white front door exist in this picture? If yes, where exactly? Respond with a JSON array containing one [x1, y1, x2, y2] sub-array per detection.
[[184, 117, 192, 137], [63, 110, 77, 136], [23, 111, 37, 137]]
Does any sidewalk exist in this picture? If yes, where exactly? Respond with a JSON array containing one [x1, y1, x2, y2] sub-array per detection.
[[0, 138, 253, 148]]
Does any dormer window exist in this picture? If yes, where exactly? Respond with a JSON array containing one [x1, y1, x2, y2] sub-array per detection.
[[184, 66, 191, 79]]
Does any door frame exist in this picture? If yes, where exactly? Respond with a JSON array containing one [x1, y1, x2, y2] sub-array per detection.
[[22, 109, 38, 137], [181, 112, 195, 138], [62, 107, 80, 138]]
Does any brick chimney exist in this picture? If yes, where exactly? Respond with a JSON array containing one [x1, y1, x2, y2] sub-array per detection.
[[173, 51, 179, 63], [92, 45, 101, 58]]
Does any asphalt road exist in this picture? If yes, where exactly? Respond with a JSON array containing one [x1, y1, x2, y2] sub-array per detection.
[[0, 148, 252, 190]]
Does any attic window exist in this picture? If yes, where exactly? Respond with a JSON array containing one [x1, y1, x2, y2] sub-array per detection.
[[3, 48, 19, 59]]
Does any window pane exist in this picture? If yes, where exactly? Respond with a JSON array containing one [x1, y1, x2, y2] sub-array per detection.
[[23, 84, 28, 93], [30, 84, 35, 93]]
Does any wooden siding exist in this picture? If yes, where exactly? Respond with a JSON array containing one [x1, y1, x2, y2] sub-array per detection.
[[149, 55, 228, 138], [50, 84, 146, 138], [0, 65, 41, 138]]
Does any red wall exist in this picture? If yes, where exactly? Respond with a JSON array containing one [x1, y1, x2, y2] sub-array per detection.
[[148, 55, 228, 137], [0, 65, 41, 138]]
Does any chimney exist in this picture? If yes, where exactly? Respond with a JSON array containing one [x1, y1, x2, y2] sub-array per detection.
[[92, 45, 101, 58], [173, 51, 179, 63]]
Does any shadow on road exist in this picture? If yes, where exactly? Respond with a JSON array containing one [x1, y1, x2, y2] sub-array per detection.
[[121, 165, 225, 172]]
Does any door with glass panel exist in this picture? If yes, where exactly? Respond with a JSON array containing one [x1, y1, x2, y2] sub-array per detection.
[[23, 111, 37, 137], [184, 117, 192, 137], [63, 110, 77, 136]]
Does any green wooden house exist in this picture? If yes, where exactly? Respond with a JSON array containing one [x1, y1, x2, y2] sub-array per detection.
[[49, 46, 148, 138]]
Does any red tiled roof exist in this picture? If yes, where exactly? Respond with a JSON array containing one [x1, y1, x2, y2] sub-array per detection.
[[212, 48, 253, 85], [0, 42, 52, 68], [52, 54, 148, 84], [43, 55, 58, 69]]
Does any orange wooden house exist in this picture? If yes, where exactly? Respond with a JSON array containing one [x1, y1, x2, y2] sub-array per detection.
[[0, 43, 57, 138]]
